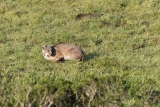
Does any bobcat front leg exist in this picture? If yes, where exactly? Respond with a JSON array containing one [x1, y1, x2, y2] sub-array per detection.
[[52, 50, 64, 62]]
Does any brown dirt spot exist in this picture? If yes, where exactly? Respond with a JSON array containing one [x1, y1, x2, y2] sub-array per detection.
[[75, 13, 103, 20]]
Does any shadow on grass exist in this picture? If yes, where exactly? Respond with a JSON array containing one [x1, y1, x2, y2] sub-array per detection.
[[84, 52, 100, 61]]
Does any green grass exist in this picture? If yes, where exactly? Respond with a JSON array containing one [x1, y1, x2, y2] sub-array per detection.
[[0, 0, 160, 106]]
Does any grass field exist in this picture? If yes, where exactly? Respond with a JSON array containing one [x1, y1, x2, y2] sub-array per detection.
[[0, 0, 160, 106]]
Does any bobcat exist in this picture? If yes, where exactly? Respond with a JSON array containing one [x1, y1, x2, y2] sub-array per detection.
[[42, 42, 85, 62]]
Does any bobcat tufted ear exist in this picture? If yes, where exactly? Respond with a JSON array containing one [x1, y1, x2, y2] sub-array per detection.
[[54, 46, 59, 51], [42, 45, 46, 49], [50, 46, 56, 56]]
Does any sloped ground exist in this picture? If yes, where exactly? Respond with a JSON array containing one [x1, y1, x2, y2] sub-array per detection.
[[0, 0, 160, 106]]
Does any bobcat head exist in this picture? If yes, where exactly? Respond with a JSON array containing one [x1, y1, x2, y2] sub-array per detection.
[[42, 45, 56, 60]]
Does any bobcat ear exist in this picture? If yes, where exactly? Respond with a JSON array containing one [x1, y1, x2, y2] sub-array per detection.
[[42, 45, 46, 49], [50, 46, 56, 56], [54, 46, 58, 50]]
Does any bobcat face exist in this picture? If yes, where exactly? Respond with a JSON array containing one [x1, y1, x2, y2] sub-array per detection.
[[42, 45, 56, 60]]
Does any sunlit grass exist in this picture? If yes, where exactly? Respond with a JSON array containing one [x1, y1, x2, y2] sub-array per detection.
[[0, 0, 160, 106]]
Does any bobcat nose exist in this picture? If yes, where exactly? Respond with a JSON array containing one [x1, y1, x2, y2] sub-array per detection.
[[45, 53, 50, 57]]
